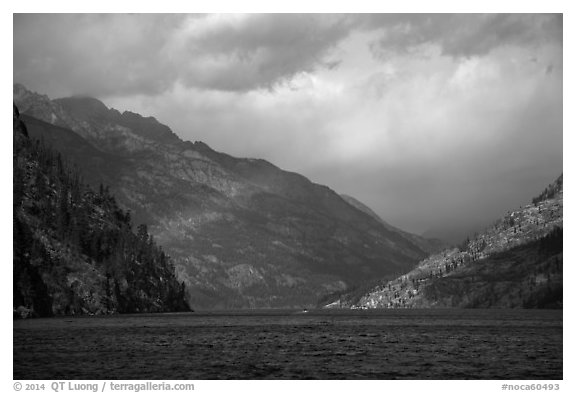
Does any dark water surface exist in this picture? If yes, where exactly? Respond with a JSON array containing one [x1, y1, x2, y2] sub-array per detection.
[[13, 309, 562, 379]]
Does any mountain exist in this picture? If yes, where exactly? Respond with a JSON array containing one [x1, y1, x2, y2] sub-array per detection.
[[13, 104, 190, 318], [14, 84, 432, 309], [339, 175, 563, 309], [340, 194, 446, 254]]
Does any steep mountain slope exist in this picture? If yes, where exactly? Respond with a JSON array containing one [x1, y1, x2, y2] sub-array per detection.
[[13, 105, 189, 317], [340, 194, 446, 254], [421, 228, 562, 308], [14, 84, 431, 309], [339, 175, 563, 309]]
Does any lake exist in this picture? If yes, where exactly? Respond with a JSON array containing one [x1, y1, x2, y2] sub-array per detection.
[[13, 308, 562, 379]]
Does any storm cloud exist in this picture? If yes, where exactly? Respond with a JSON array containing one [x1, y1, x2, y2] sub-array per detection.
[[13, 13, 563, 241], [14, 14, 352, 95], [358, 14, 562, 58]]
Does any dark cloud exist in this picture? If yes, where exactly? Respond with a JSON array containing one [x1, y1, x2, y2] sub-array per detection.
[[14, 14, 188, 97], [363, 14, 562, 58], [177, 14, 352, 92], [14, 14, 352, 96], [14, 14, 562, 97]]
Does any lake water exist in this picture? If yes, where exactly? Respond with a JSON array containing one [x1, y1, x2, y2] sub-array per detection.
[[13, 309, 562, 379]]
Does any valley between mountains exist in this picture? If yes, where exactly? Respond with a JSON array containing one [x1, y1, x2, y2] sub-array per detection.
[[13, 83, 562, 313], [14, 84, 444, 310]]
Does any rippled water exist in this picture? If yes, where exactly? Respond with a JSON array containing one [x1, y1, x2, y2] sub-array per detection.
[[13, 309, 562, 379]]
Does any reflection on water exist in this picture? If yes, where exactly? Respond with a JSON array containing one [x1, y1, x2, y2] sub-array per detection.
[[13, 309, 562, 379]]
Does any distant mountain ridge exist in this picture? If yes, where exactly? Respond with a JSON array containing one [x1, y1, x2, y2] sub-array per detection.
[[14, 84, 432, 309], [333, 175, 563, 309], [340, 194, 446, 254]]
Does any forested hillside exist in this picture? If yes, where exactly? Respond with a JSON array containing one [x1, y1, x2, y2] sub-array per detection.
[[13, 105, 190, 317]]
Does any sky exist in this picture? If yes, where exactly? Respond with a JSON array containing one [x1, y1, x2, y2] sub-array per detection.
[[13, 13, 563, 240]]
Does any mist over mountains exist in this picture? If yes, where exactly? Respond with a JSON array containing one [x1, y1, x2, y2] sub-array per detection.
[[14, 84, 440, 309]]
